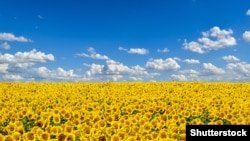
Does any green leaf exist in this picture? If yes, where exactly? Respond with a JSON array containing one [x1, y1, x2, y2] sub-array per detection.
[[131, 110, 140, 115]]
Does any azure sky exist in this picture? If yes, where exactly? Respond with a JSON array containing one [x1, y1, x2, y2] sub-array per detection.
[[0, 0, 250, 82]]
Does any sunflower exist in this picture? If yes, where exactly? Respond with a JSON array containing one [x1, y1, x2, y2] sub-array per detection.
[[111, 121, 119, 130], [172, 115, 179, 121], [6, 123, 15, 134], [105, 116, 113, 124], [64, 125, 73, 133], [14, 121, 22, 128], [25, 132, 35, 141], [179, 133, 186, 141], [142, 121, 151, 133], [237, 116, 245, 124], [126, 136, 137, 141], [72, 111, 81, 120], [98, 135, 107, 141], [16, 126, 24, 135], [215, 120, 223, 125], [12, 132, 21, 141], [170, 132, 178, 140], [139, 117, 147, 125], [64, 112, 71, 120], [51, 126, 59, 135], [144, 134, 153, 140], [93, 115, 101, 123], [73, 119, 80, 126], [83, 126, 91, 137], [65, 133, 75, 141], [36, 128, 44, 138], [110, 134, 120, 141], [160, 115, 167, 121], [124, 119, 131, 127], [98, 120, 106, 129], [79, 136, 89, 141], [179, 125, 186, 134], [57, 133, 67, 141], [117, 131, 126, 140], [131, 125, 140, 133], [0, 134, 4, 141], [105, 127, 114, 137], [151, 132, 158, 140], [53, 114, 61, 124], [4, 135, 13, 141], [112, 113, 120, 121]]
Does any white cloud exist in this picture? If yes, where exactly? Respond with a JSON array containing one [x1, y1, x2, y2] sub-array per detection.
[[171, 69, 200, 81], [2, 74, 23, 81], [118, 47, 149, 55], [227, 62, 250, 77], [184, 41, 204, 54], [242, 31, 250, 42], [183, 41, 204, 54], [246, 9, 250, 16], [173, 57, 181, 61], [183, 26, 236, 54], [76, 47, 109, 60], [0, 42, 10, 49], [85, 63, 104, 77], [0, 63, 8, 73], [0, 32, 31, 42], [15, 49, 54, 62], [85, 59, 150, 81], [157, 48, 169, 53], [32, 67, 79, 81], [145, 58, 180, 71], [183, 59, 200, 64], [128, 76, 143, 81], [203, 63, 225, 75], [0, 49, 54, 70], [171, 74, 187, 81], [98, 60, 147, 75], [102, 59, 132, 75], [179, 69, 199, 75], [222, 55, 240, 62]]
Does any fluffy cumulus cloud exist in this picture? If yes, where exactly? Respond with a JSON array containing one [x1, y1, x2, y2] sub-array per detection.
[[2, 46, 250, 82], [222, 55, 240, 62], [0, 42, 10, 49], [246, 9, 250, 16], [183, 26, 236, 54], [0, 49, 54, 71], [76, 47, 109, 60], [0, 32, 31, 42], [118, 47, 149, 55], [0, 63, 8, 73], [183, 59, 200, 64], [179, 69, 200, 76], [203, 63, 225, 75], [2, 74, 23, 81], [85, 59, 150, 81], [145, 58, 180, 71], [157, 48, 169, 53], [171, 69, 200, 81], [31, 67, 79, 81], [242, 31, 250, 42], [227, 62, 250, 77], [171, 74, 187, 81]]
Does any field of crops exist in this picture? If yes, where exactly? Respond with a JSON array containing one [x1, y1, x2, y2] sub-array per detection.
[[0, 82, 250, 141]]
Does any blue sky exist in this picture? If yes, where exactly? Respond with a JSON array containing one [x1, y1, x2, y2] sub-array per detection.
[[0, 0, 250, 82]]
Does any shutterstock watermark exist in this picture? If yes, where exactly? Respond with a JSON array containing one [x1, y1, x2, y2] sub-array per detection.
[[186, 125, 250, 141]]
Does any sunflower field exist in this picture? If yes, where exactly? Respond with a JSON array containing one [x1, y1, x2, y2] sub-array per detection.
[[0, 82, 250, 141]]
